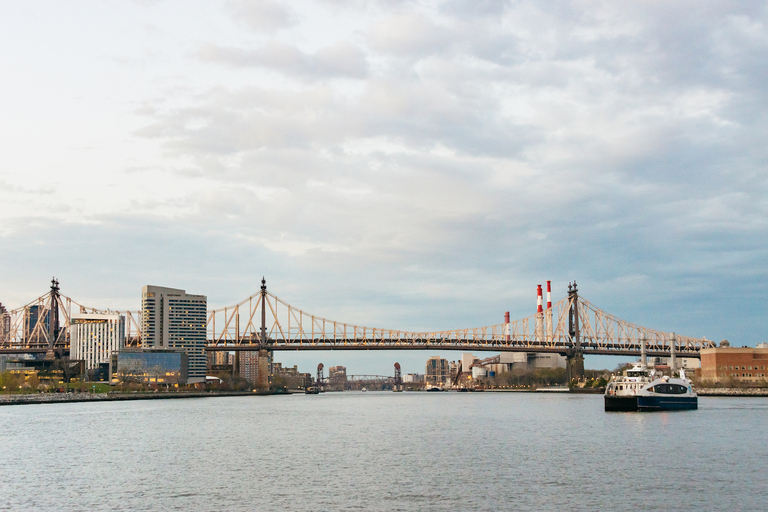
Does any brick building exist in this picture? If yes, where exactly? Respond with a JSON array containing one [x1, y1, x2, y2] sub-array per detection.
[[699, 346, 768, 384]]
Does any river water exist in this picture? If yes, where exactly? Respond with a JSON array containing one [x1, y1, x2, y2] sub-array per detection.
[[1, 392, 766, 511]]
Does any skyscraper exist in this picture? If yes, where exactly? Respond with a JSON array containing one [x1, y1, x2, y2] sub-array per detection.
[[142, 285, 207, 384]]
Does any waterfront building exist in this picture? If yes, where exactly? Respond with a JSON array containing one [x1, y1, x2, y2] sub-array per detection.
[[425, 356, 450, 386], [111, 348, 187, 386], [461, 353, 479, 372], [404, 373, 424, 383], [141, 285, 207, 384], [328, 365, 347, 390], [70, 313, 125, 370], [646, 356, 700, 370], [273, 363, 311, 389], [208, 351, 234, 367], [495, 352, 566, 372], [699, 346, 768, 384], [238, 351, 271, 384]]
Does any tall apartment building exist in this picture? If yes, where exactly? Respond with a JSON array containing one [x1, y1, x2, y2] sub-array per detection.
[[238, 351, 272, 385], [142, 285, 207, 384], [70, 312, 125, 369]]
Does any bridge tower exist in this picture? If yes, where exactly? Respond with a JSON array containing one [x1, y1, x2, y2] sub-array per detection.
[[257, 277, 271, 390], [393, 362, 402, 391], [566, 281, 585, 382], [44, 277, 62, 360]]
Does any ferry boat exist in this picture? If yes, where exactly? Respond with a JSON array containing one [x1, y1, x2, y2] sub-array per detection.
[[605, 363, 697, 411]]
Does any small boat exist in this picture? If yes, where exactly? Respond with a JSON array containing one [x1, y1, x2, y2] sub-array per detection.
[[361, 387, 367, 392], [426, 385, 445, 392], [605, 363, 697, 411], [305, 386, 320, 394]]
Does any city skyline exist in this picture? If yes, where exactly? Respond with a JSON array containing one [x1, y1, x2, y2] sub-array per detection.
[[2, 2, 767, 375]]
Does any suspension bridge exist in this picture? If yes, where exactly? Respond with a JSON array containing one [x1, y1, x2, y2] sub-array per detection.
[[0, 278, 715, 381]]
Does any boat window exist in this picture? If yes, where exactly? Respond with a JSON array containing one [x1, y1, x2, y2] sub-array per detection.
[[652, 384, 687, 394]]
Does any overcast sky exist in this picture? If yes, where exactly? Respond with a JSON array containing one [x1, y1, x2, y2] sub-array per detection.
[[2, 1, 766, 375]]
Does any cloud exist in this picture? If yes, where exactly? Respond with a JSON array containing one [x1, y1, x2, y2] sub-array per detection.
[[198, 41, 368, 79], [3, 1, 768, 374], [226, 0, 298, 33], [367, 12, 455, 57]]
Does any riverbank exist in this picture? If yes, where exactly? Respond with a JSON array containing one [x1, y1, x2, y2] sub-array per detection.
[[696, 387, 768, 396], [0, 390, 285, 406]]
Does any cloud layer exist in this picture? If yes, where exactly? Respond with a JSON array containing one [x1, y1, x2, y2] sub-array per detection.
[[2, 0, 767, 373]]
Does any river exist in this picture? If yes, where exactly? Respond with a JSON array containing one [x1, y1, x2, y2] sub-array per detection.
[[1, 392, 766, 511]]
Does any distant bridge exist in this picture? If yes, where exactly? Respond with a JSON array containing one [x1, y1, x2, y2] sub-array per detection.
[[1, 279, 715, 369]]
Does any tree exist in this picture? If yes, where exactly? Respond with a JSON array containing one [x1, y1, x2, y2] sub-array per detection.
[[52, 354, 82, 384]]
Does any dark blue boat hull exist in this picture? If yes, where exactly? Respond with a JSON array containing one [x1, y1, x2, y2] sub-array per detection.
[[604, 396, 638, 411], [637, 395, 697, 410]]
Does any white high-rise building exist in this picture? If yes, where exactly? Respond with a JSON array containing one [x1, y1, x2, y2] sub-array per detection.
[[141, 285, 207, 384], [71, 313, 125, 369]]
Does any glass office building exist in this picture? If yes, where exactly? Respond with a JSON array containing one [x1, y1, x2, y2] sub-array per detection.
[[111, 348, 188, 386]]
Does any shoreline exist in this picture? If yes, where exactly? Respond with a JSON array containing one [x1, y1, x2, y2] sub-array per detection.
[[3, 387, 767, 406], [0, 390, 286, 406], [696, 387, 768, 397]]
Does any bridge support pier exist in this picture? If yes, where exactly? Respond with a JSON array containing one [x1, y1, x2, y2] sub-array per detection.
[[257, 349, 270, 390], [566, 350, 584, 383]]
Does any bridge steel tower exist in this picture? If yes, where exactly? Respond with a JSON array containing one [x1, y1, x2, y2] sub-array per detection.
[[566, 281, 585, 382], [257, 277, 271, 390], [45, 278, 62, 360]]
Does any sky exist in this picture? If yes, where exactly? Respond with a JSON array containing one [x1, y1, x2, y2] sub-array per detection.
[[1, 0, 767, 376]]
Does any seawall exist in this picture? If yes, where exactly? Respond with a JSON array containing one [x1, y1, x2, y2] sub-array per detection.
[[697, 388, 768, 397], [0, 391, 276, 406]]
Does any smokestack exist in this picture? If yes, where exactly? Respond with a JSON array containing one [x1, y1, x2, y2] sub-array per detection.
[[536, 285, 544, 341], [546, 281, 553, 342], [504, 311, 510, 342], [640, 333, 646, 366], [546, 281, 552, 310], [537, 285, 543, 314]]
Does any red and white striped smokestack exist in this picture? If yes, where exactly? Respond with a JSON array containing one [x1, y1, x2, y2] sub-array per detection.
[[504, 311, 510, 341], [546, 281, 552, 310], [537, 285, 543, 314], [504, 311, 510, 324], [545, 280, 553, 342]]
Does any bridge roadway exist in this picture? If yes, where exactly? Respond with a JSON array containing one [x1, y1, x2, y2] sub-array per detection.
[[204, 341, 703, 358], [0, 343, 702, 359]]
